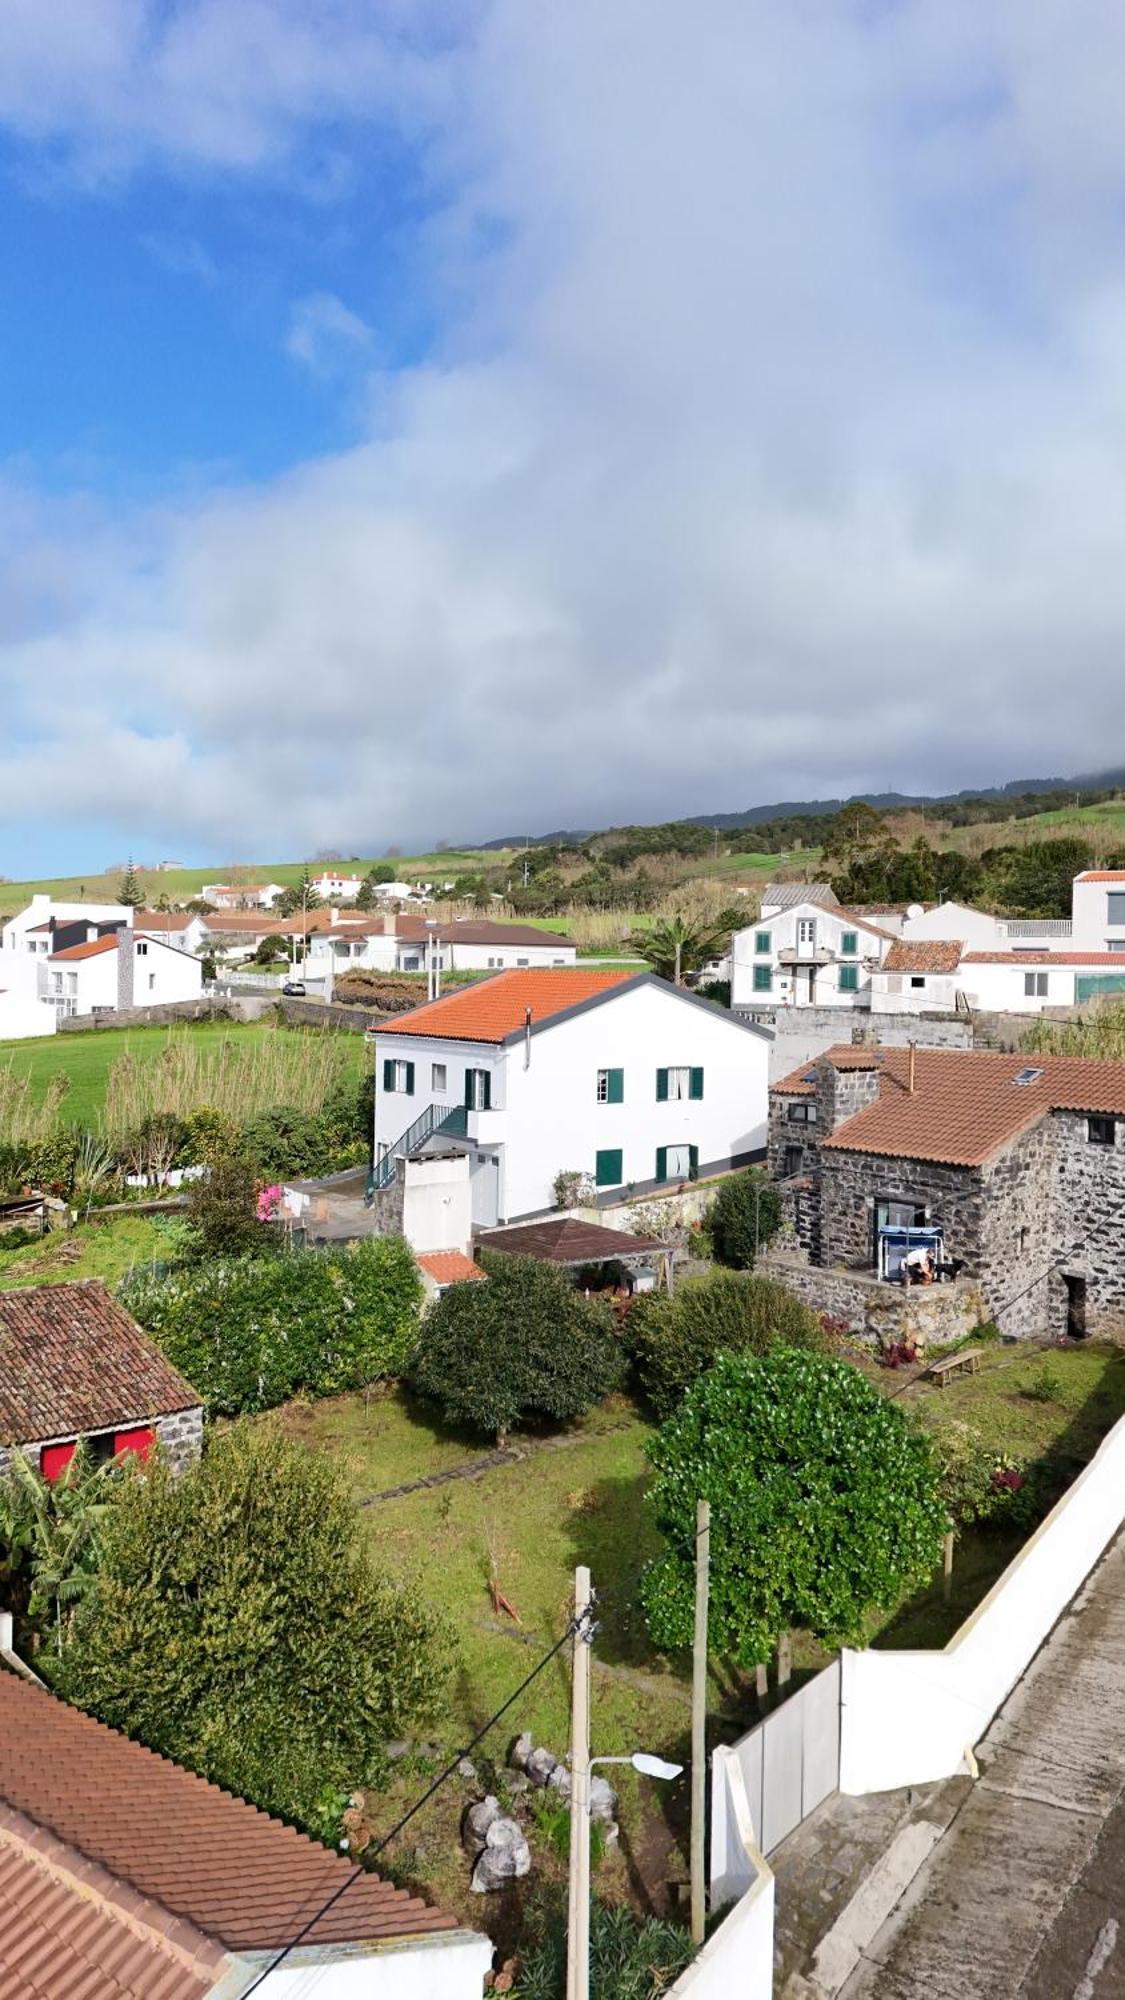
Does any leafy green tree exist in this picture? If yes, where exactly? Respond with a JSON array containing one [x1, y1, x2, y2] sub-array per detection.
[[625, 1269, 823, 1417], [709, 1168, 782, 1269], [820, 801, 894, 871], [251, 932, 290, 965], [411, 1252, 623, 1443], [626, 912, 740, 986], [116, 860, 144, 908], [641, 1349, 948, 1665], [55, 1425, 450, 1836], [185, 1148, 262, 1259], [355, 864, 397, 908], [0, 1445, 114, 1657]]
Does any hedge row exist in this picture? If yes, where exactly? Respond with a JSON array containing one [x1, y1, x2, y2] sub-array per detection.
[[121, 1236, 421, 1414]]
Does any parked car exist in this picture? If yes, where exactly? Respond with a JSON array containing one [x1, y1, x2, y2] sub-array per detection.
[[281, 979, 306, 996]]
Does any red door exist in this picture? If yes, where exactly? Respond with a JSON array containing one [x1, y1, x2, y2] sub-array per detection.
[[40, 1440, 77, 1483], [114, 1426, 156, 1464]]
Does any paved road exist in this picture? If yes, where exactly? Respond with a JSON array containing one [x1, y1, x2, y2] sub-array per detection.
[[840, 1530, 1125, 1999]]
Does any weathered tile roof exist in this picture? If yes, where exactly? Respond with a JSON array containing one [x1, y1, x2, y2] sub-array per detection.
[[480, 1217, 668, 1261], [882, 940, 964, 974], [773, 1045, 1125, 1166], [761, 882, 840, 911], [415, 1251, 486, 1284], [0, 1801, 224, 2000], [0, 1674, 460, 1954], [962, 950, 1125, 966], [48, 934, 120, 963], [378, 968, 636, 1043], [0, 1282, 200, 1445]]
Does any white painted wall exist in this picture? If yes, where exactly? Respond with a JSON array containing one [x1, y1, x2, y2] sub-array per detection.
[[668, 1746, 773, 1999], [310, 873, 363, 900], [0, 985, 57, 1039], [899, 900, 1004, 948], [218, 1928, 494, 1998], [374, 981, 770, 1225], [839, 1402, 1125, 1796], [1072, 873, 1125, 953], [402, 1154, 472, 1254], [956, 959, 1080, 1013], [44, 937, 203, 1016], [731, 904, 890, 1010], [868, 968, 961, 1015]]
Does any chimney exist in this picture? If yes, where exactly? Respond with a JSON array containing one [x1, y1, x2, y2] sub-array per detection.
[[524, 1006, 533, 1069], [908, 1043, 916, 1095], [813, 1053, 881, 1134], [385, 911, 396, 938], [116, 924, 134, 1011]]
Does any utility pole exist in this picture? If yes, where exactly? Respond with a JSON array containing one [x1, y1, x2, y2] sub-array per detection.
[[691, 1500, 711, 1946], [566, 1567, 592, 2000]]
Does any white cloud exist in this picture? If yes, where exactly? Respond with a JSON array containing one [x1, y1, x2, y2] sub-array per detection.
[[286, 292, 373, 375], [5, 0, 1125, 857]]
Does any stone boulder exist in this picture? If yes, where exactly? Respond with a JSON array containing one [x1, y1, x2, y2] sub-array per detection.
[[470, 1816, 532, 1893]]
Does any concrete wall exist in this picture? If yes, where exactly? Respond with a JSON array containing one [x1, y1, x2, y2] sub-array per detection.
[[60, 997, 271, 1032], [737, 1003, 973, 1050], [665, 1746, 773, 2000], [225, 1927, 495, 1998], [402, 1152, 472, 1254], [839, 1400, 1125, 1795]]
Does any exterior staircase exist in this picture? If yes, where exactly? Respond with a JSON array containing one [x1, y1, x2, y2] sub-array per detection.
[[367, 1103, 469, 1195]]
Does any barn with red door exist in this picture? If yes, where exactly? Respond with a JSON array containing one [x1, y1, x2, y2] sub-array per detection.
[[0, 1280, 202, 1483]]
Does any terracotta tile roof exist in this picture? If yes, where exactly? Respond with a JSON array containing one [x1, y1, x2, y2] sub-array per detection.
[[1076, 871, 1125, 882], [785, 1045, 1125, 1167], [48, 934, 119, 963], [135, 910, 192, 931], [378, 968, 637, 1043], [771, 1047, 881, 1094], [882, 940, 964, 974], [962, 950, 1125, 966], [0, 1674, 461, 1953], [0, 1282, 200, 1445], [416, 1251, 486, 1284], [0, 1802, 225, 2000]]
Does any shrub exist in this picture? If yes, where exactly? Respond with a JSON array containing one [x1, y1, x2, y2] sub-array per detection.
[[934, 1423, 1029, 1528], [241, 1104, 326, 1180], [709, 1168, 782, 1269], [410, 1252, 623, 1442], [177, 1107, 243, 1167], [625, 1269, 824, 1417], [641, 1348, 948, 1665], [1023, 1364, 1063, 1404], [121, 1236, 422, 1414], [514, 1899, 696, 1999], [53, 1425, 449, 1837], [553, 1168, 595, 1209], [185, 1150, 263, 1260]]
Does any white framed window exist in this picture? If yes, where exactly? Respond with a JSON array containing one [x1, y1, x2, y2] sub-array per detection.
[[136, 941, 148, 956], [516, 957, 529, 967], [797, 918, 817, 950], [148, 973, 156, 991], [665, 1143, 693, 1178], [666, 1066, 691, 1100], [1023, 972, 1048, 997], [432, 1063, 447, 1092]]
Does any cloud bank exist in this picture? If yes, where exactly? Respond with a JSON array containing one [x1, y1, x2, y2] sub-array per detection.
[[4, 0, 1125, 859]]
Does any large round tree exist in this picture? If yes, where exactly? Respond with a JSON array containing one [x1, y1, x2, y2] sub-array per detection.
[[641, 1348, 948, 1666], [54, 1425, 449, 1837], [411, 1251, 623, 1443]]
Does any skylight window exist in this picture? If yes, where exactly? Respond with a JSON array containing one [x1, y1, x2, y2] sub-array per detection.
[[1014, 1067, 1043, 1086]]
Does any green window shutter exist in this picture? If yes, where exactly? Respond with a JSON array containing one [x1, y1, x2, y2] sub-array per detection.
[[383, 1058, 395, 1092], [655, 1146, 668, 1183], [465, 1070, 474, 1108], [595, 1148, 623, 1187], [755, 931, 771, 954], [689, 1067, 704, 1100], [753, 965, 773, 992], [656, 1068, 669, 1102], [689, 1144, 699, 1180], [839, 965, 858, 992], [404, 1061, 415, 1094], [607, 1067, 624, 1104], [841, 931, 858, 955], [481, 1070, 491, 1111]]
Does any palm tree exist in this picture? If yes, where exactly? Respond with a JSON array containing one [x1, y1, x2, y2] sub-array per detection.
[[627, 911, 740, 986], [0, 1445, 114, 1657]]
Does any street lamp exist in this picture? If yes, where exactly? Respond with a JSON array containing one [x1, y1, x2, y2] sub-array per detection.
[[568, 1748, 683, 2000]]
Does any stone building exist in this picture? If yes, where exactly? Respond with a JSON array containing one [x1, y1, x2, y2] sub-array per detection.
[[764, 1046, 1125, 1341], [0, 1280, 203, 1480]]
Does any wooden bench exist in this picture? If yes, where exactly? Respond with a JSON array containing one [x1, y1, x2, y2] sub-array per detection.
[[928, 1347, 984, 1389]]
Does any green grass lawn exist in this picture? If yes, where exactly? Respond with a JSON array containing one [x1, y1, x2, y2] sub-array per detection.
[[0, 1018, 368, 1124], [0, 849, 517, 910]]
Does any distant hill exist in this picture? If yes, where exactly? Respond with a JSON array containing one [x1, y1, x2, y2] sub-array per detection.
[[476, 768, 1125, 847]]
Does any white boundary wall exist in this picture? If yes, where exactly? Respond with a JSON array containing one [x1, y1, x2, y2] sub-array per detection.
[[840, 1405, 1125, 1794], [668, 1747, 775, 2000]]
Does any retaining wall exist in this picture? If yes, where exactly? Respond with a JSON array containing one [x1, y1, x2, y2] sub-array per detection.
[[59, 997, 271, 1032], [736, 1004, 973, 1049], [759, 1250, 985, 1347]]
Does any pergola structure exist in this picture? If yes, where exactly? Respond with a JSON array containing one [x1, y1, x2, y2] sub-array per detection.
[[476, 1216, 675, 1292]]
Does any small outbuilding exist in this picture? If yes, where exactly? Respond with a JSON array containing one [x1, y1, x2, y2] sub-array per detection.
[[478, 1216, 674, 1295], [0, 1280, 203, 1482]]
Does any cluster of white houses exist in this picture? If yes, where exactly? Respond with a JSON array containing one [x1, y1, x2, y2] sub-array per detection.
[[731, 870, 1125, 1017]]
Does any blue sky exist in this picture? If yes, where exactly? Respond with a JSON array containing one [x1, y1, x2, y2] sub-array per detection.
[[3, 1, 1125, 878]]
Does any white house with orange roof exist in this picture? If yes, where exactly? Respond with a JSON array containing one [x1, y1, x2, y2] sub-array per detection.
[[731, 901, 896, 1011], [43, 925, 203, 1019], [373, 968, 770, 1228], [199, 881, 285, 910]]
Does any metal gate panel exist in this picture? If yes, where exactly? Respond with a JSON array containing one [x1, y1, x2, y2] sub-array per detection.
[[760, 1691, 804, 1852], [801, 1660, 841, 1819]]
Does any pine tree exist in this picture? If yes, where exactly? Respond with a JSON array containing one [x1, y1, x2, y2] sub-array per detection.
[[117, 861, 144, 908]]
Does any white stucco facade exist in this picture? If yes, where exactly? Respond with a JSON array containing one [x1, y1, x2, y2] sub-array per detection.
[[898, 899, 1005, 949], [374, 977, 771, 1227], [43, 934, 203, 1018], [731, 904, 892, 1011], [1, 896, 132, 954], [1072, 871, 1125, 954], [218, 1928, 494, 1998]]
